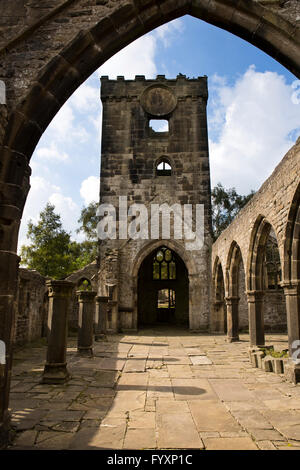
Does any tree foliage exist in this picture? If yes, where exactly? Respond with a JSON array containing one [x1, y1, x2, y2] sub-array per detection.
[[20, 203, 76, 279], [212, 183, 255, 240], [20, 202, 99, 278], [76, 201, 98, 241]]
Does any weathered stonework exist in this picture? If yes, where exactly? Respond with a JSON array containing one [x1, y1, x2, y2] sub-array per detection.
[[212, 138, 300, 373], [13, 268, 48, 345], [98, 74, 212, 332]]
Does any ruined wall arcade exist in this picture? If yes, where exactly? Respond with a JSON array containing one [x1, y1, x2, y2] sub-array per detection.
[[211, 138, 300, 359]]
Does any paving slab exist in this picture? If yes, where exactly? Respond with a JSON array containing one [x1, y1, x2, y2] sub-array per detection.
[[190, 356, 213, 365], [209, 379, 256, 401], [123, 428, 156, 449], [172, 378, 218, 401], [157, 412, 204, 449], [188, 399, 242, 432], [204, 437, 258, 450]]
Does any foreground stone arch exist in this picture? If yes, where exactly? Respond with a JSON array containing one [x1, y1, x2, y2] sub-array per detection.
[[0, 0, 299, 448]]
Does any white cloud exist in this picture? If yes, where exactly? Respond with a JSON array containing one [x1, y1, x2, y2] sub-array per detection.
[[36, 143, 69, 162], [209, 66, 300, 194], [18, 176, 80, 250], [70, 82, 99, 112], [98, 34, 157, 79], [48, 102, 74, 138], [80, 176, 99, 205], [154, 18, 184, 48], [49, 192, 80, 235]]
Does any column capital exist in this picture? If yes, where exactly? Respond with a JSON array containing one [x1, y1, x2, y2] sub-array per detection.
[[96, 295, 109, 303], [46, 280, 74, 297], [225, 296, 240, 303], [281, 281, 300, 296], [246, 290, 265, 302], [76, 290, 97, 302]]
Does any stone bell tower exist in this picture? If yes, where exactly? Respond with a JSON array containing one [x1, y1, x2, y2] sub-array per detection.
[[98, 74, 212, 332]]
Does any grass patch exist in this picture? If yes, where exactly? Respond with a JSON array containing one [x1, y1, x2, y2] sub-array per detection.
[[260, 346, 288, 359]]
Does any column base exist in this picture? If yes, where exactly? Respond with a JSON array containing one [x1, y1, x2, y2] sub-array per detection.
[[227, 336, 239, 343], [41, 363, 70, 384], [95, 333, 107, 341], [0, 410, 12, 450], [77, 347, 93, 357], [284, 360, 300, 384]]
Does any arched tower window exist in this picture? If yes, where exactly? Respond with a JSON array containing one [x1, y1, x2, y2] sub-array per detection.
[[156, 159, 172, 176], [153, 247, 176, 280]]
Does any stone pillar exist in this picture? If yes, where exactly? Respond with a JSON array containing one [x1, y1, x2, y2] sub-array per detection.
[[283, 282, 300, 383], [0, 252, 19, 449], [95, 295, 109, 341], [247, 290, 265, 347], [107, 298, 118, 334], [0, 197, 24, 448], [225, 296, 239, 342], [211, 300, 226, 333], [104, 249, 119, 332], [77, 290, 96, 356], [41, 280, 74, 384]]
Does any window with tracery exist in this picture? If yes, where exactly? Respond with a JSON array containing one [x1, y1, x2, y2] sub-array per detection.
[[153, 247, 176, 280], [264, 236, 282, 289], [156, 159, 172, 176]]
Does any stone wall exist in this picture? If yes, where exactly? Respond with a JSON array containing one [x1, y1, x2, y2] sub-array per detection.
[[13, 268, 47, 345], [99, 75, 212, 332]]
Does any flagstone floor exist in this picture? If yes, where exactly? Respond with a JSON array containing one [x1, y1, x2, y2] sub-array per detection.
[[7, 327, 300, 450]]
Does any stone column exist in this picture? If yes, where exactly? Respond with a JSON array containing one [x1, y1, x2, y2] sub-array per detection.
[[283, 282, 300, 383], [0, 178, 26, 448], [0, 252, 19, 449], [107, 299, 118, 333], [41, 280, 74, 384], [225, 296, 239, 342], [212, 300, 226, 333], [247, 290, 265, 347], [77, 290, 96, 356], [95, 295, 109, 341]]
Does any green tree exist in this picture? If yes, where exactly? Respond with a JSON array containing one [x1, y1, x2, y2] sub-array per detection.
[[69, 240, 98, 269], [76, 201, 98, 240], [20, 203, 76, 279], [212, 183, 255, 240], [72, 201, 99, 269]]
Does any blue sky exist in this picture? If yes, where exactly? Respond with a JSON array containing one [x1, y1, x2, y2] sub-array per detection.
[[18, 15, 300, 249]]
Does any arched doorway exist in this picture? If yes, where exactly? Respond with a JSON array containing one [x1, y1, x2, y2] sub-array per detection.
[[211, 258, 227, 334], [137, 246, 189, 328]]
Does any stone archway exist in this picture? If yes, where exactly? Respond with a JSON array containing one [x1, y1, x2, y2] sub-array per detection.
[[131, 239, 197, 331], [137, 245, 189, 328], [211, 257, 227, 334], [225, 241, 244, 342], [0, 0, 300, 448], [283, 183, 300, 359], [247, 216, 286, 346]]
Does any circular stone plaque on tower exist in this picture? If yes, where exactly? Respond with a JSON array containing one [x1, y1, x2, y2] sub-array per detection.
[[140, 85, 177, 117]]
